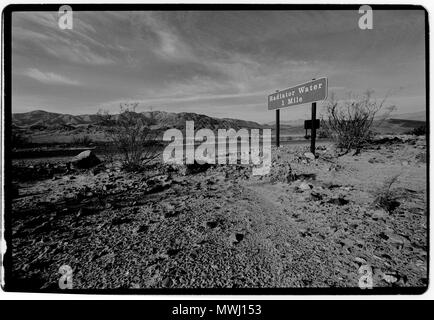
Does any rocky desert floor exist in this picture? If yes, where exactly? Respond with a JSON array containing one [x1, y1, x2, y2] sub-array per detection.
[[8, 135, 428, 290]]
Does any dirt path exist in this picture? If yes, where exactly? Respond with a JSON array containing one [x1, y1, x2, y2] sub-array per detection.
[[237, 181, 343, 287]]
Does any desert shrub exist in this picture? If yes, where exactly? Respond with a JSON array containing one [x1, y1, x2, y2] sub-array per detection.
[[72, 135, 93, 146], [270, 162, 297, 183], [97, 103, 160, 172], [416, 152, 427, 163], [406, 125, 426, 136], [322, 91, 387, 155], [317, 124, 330, 139], [12, 130, 30, 148], [373, 174, 400, 213], [98, 142, 117, 166]]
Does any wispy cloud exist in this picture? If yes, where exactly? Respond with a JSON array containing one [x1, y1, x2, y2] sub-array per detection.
[[24, 68, 80, 86], [12, 12, 118, 66], [11, 10, 426, 122]]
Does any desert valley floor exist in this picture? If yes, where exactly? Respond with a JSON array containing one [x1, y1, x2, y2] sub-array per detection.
[[9, 136, 427, 290]]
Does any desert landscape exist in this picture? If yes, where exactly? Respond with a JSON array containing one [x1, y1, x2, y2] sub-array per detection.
[[8, 110, 427, 290], [5, 9, 427, 293]]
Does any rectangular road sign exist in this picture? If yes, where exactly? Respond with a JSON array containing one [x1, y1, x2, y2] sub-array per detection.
[[268, 77, 327, 110], [304, 119, 320, 130]]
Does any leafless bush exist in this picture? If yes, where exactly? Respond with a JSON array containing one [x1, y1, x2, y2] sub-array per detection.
[[373, 174, 400, 213], [322, 91, 388, 155], [317, 123, 330, 139], [12, 130, 30, 148], [406, 125, 426, 136], [97, 103, 160, 172], [72, 135, 93, 146]]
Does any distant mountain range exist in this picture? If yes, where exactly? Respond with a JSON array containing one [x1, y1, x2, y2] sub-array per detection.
[[12, 110, 263, 131], [12, 109, 426, 136], [265, 110, 426, 126], [388, 110, 426, 121]]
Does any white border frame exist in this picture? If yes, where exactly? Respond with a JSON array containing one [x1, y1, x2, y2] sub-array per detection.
[[0, 0, 431, 300]]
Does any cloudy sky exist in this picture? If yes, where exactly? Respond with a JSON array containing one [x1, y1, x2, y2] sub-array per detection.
[[12, 9, 426, 123]]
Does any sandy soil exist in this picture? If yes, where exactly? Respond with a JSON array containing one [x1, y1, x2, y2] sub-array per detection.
[[9, 135, 427, 290]]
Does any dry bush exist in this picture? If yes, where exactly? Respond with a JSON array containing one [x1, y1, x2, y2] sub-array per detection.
[[373, 174, 400, 213], [72, 135, 93, 146], [12, 130, 31, 148], [322, 91, 388, 155], [406, 125, 426, 136], [317, 123, 330, 139], [97, 103, 160, 172]]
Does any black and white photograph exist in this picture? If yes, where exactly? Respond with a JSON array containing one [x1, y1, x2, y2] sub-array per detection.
[[1, 4, 429, 294]]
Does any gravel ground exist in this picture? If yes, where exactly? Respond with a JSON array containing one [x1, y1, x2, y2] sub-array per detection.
[[8, 135, 427, 290]]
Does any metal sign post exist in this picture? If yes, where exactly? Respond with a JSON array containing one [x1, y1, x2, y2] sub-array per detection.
[[310, 101, 317, 154], [276, 109, 280, 147], [310, 78, 316, 154]]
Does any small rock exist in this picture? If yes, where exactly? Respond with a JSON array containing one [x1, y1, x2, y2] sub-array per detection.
[[416, 152, 427, 163], [382, 273, 399, 284], [304, 152, 316, 160], [325, 183, 341, 189], [309, 191, 323, 201], [76, 207, 92, 218], [204, 221, 218, 229], [388, 235, 405, 250], [354, 257, 367, 265], [372, 209, 388, 221], [134, 225, 149, 233], [146, 175, 172, 193], [327, 197, 349, 205], [103, 183, 115, 191], [378, 232, 389, 241], [185, 161, 211, 175], [161, 202, 175, 211], [368, 157, 384, 164], [298, 182, 312, 191], [91, 164, 105, 175], [70, 150, 101, 169], [162, 277, 173, 288], [111, 216, 133, 226], [229, 232, 244, 245], [167, 248, 181, 256]]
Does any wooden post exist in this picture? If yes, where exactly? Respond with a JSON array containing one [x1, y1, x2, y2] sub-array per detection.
[[276, 109, 280, 147]]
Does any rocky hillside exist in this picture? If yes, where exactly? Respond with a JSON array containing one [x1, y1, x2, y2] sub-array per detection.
[[12, 110, 100, 129], [12, 110, 263, 131]]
